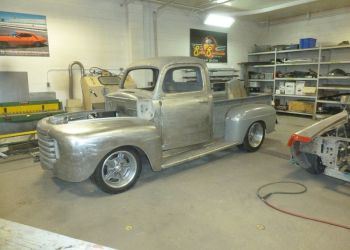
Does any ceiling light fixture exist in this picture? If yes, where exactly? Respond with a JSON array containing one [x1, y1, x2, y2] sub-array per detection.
[[204, 14, 235, 28]]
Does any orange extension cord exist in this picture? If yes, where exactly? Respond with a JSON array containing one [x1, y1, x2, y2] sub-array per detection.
[[256, 181, 350, 231]]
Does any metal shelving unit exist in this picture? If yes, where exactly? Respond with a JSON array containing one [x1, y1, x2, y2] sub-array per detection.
[[274, 94, 316, 99], [245, 45, 350, 118], [276, 110, 313, 116]]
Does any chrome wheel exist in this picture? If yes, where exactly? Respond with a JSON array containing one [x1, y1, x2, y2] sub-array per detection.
[[101, 151, 137, 188], [247, 122, 264, 148]]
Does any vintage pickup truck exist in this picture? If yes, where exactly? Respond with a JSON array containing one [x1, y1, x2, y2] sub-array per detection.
[[37, 57, 276, 194]]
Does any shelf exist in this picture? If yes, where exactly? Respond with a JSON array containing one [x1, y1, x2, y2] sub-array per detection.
[[275, 94, 315, 99], [248, 51, 275, 56], [276, 110, 313, 116], [248, 79, 274, 82], [319, 76, 350, 79], [320, 61, 350, 65], [245, 44, 350, 118], [275, 78, 317, 81], [249, 46, 350, 56], [318, 86, 350, 90], [251, 65, 275, 68], [317, 100, 341, 104], [276, 62, 318, 66], [321, 45, 350, 50], [277, 48, 319, 53]]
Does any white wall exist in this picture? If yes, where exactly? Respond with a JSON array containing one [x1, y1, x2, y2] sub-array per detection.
[[0, 0, 260, 103], [258, 8, 350, 46], [0, 0, 129, 103], [157, 7, 260, 69]]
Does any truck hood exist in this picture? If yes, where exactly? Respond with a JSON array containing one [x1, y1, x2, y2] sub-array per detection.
[[106, 89, 153, 101], [38, 116, 155, 137]]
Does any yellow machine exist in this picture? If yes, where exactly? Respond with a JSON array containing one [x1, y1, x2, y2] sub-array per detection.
[[81, 75, 120, 110], [81, 69, 135, 111]]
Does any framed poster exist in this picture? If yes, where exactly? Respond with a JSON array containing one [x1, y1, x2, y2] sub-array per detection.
[[0, 11, 49, 57], [190, 29, 227, 63]]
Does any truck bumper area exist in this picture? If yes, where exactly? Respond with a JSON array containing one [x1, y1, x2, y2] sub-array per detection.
[[37, 119, 99, 182]]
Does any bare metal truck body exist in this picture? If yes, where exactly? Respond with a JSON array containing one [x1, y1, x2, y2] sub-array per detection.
[[289, 110, 350, 182], [38, 57, 276, 193]]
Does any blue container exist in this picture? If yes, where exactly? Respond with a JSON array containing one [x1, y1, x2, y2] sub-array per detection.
[[299, 38, 317, 49]]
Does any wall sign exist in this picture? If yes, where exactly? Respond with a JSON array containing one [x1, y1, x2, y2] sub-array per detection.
[[0, 11, 49, 57], [190, 29, 227, 63]]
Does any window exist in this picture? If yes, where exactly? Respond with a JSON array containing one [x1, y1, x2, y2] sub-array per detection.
[[18, 33, 32, 37], [163, 67, 203, 93], [123, 68, 159, 91]]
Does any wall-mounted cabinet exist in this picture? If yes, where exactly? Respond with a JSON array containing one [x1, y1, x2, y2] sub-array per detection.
[[242, 45, 350, 118]]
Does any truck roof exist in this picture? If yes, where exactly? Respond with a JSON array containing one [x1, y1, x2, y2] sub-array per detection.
[[128, 56, 207, 70]]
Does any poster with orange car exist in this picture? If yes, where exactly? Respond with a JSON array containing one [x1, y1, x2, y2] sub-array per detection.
[[190, 29, 227, 63], [0, 11, 49, 57]]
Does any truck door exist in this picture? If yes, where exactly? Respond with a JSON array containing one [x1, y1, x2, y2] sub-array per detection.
[[160, 65, 212, 150]]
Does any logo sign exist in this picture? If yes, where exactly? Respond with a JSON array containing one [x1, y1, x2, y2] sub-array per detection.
[[190, 29, 227, 63]]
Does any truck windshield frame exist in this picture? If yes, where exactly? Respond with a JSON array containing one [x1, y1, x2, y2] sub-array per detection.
[[121, 67, 159, 91]]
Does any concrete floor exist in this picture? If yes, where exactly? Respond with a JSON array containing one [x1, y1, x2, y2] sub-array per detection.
[[0, 115, 349, 250]]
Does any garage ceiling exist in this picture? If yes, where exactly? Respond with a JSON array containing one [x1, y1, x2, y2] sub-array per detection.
[[145, 0, 350, 22]]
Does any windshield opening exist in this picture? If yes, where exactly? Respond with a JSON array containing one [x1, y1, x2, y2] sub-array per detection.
[[122, 68, 159, 91]]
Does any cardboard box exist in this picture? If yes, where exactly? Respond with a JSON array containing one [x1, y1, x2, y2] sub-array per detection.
[[264, 73, 274, 80], [303, 86, 316, 95], [277, 82, 285, 94], [285, 82, 295, 95], [295, 81, 305, 95], [288, 101, 314, 113]]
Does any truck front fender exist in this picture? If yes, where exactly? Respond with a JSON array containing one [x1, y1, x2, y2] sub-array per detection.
[[42, 117, 162, 182], [224, 104, 276, 143]]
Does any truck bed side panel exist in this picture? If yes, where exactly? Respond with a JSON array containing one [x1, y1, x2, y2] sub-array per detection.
[[212, 95, 272, 138]]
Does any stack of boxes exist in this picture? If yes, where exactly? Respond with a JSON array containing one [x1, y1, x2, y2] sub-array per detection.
[[275, 81, 316, 113]]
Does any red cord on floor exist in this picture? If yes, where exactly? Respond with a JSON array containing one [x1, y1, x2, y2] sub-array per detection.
[[256, 181, 350, 231]]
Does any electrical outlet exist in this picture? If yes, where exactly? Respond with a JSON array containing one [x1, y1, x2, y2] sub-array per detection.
[[47, 82, 50, 87]]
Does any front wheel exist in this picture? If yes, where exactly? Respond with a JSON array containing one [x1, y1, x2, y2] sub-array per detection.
[[238, 121, 265, 152], [92, 147, 142, 194]]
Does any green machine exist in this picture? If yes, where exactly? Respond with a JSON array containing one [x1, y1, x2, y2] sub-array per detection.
[[0, 100, 63, 135]]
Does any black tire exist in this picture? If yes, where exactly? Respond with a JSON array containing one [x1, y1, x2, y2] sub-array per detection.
[[238, 121, 265, 152], [92, 147, 142, 194], [33, 42, 42, 47], [304, 153, 325, 174]]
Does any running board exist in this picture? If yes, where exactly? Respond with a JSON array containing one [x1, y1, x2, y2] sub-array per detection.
[[161, 141, 239, 169]]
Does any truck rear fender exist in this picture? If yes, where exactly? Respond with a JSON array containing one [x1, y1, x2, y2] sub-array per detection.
[[224, 104, 276, 143]]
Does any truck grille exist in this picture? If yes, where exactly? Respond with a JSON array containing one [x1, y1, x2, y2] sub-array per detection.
[[37, 128, 58, 169]]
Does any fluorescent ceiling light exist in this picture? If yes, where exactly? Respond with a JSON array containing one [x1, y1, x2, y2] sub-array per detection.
[[204, 14, 235, 28], [214, 0, 228, 3]]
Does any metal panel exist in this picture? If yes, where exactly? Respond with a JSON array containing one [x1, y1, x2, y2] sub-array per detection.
[[29, 92, 56, 101], [0, 72, 29, 102]]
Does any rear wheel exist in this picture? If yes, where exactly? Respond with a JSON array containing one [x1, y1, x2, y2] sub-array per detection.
[[238, 121, 265, 152], [92, 147, 142, 194]]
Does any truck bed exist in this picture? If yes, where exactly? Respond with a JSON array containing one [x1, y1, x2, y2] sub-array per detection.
[[213, 94, 272, 138]]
